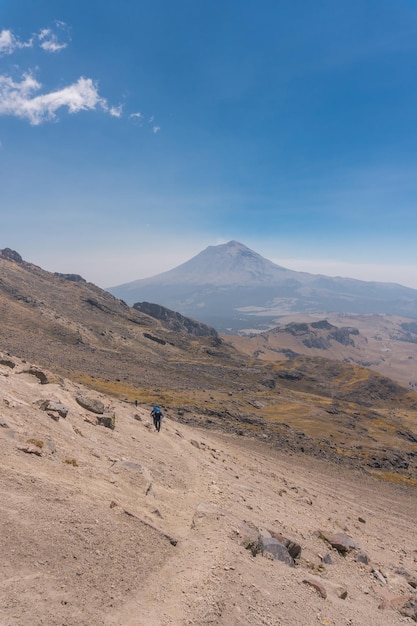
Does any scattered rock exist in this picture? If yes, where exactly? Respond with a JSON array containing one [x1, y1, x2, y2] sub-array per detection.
[[0, 358, 16, 368], [302, 577, 327, 599], [268, 529, 301, 560], [0, 420, 10, 428], [319, 531, 359, 554], [261, 538, 295, 567], [321, 553, 333, 565], [76, 395, 105, 414], [399, 596, 417, 620], [39, 400, 68, 418], [396, 567, 417, 589], [96, 414, 115, 430], [18, 368, 51, 384], [373, 568, 387, 585], [356, 550, 369, 565], [17, 445, 42, 456], [243, 537, 264, 557]]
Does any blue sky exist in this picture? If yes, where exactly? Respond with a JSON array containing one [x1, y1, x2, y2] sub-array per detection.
[[2, 0, 417, 288]]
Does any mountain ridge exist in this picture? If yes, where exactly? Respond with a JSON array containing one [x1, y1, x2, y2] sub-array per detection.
[[108, 241, 417, 332], [2, 246, 417, 483]]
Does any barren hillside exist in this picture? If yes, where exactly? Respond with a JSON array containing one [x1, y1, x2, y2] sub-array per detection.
[[1, 354, 416, 625], [1, 249, 417, 482]]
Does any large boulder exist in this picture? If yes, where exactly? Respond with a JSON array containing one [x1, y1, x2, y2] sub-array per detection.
[[76, 395, 105, 414]]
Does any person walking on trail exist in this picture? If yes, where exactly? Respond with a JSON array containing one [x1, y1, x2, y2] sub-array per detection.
[[151, 405, 163, 432]]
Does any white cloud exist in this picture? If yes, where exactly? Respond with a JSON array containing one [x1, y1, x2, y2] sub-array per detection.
[[0, 24, 68, 57], [0, 73, 109, 125], [0, 22, 144, 126], [38, 28, 68, 53], [0, 29, 32, 55], [109, 104, 123, 118], [0, 30, 16, 55], [152, 125, 160, 134]]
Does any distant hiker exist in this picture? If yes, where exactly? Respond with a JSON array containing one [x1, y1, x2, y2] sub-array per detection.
[[151, 406, 163, 432], [134, 399, 138, 407]]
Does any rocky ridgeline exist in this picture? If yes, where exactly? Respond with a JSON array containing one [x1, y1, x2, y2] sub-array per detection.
[[133, 301, 219, 338]]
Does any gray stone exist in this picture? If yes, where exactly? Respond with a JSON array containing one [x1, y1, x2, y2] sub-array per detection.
[[261, 538, 295, 567], [372, 568, 387, 585], [96, 414, 115, 430], [400, 597, 417, 620], [0, 359, 16, 369], [268, 529, 301, 559], [356, 550, 369, 565], [40, 400, 68, 418], [320, 531, 359, 554], [396, 567, 417, 589], [76, 395, 105, 414]]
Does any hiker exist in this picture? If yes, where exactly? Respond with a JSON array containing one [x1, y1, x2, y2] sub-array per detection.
[[151, 405, 163, 432]]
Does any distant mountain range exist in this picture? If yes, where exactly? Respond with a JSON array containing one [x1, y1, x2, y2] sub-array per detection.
[[108, 241, 417, 333]]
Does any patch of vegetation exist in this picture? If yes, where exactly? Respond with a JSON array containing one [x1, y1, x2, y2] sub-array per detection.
[[27, 438, 44, 448], [63, 458, 78, 467], [368, 470, 417, 487]]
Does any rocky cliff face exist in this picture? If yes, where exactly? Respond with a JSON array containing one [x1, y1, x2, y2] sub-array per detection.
[[133, 302, 219, 338]]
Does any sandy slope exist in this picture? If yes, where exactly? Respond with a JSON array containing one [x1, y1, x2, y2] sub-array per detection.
[[0, 355, 416, 625]]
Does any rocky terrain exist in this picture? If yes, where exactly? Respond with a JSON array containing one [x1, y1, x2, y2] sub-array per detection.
[[1, 353, 416, 625], [1, 247, 417, 624], [1, 248, 417, 482], [226, 313, 417, 389]]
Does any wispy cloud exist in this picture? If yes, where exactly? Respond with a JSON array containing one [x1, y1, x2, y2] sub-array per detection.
[[38, 27, 68, 53], [109, 104, 123, 118], [0, 23, 69, 56], [0, 29, 32, 55], [0, 73, 109, 125], [0, 21, 156, 128]]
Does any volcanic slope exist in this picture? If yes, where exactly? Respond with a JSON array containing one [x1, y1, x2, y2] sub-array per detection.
[[0, 353, 416, 625], [1, 248, 417, 481], [108, 240, 417, 332]]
